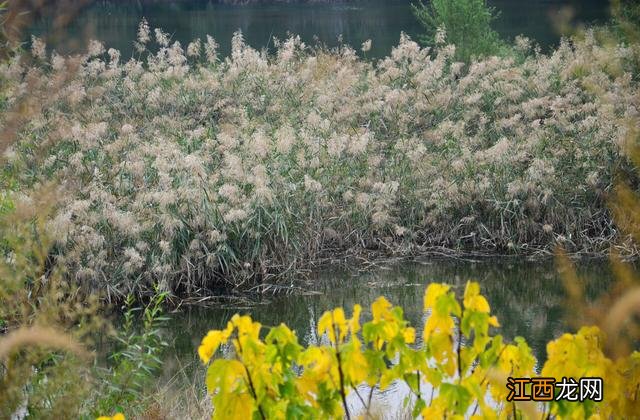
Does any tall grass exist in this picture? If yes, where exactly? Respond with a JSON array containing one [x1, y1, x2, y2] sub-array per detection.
[[1, 21, 638, 298]]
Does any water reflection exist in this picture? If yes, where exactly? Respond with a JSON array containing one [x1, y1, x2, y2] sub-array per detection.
[[169, 257, 611, 364], [33, 0, 609, 58], [166, 257, 612, 415]]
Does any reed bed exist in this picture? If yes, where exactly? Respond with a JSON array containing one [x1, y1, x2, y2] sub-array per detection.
[[1, 24, 638, 298]]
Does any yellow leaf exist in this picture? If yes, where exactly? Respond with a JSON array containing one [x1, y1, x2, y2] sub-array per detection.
[[349, 304, 362, 334], [198, 330, 228, 364], [296, 375, 319, 401], [382, 321, 400, 341], [422, 403, 445, 418], [379, 368, 397, 390], [467, 295, 490, 313], [232, 314, 261, 340], [318, 310, 336, 343], [403, 327, 416, 344], [342, 340, 368, 383], [213, 391, 254, 420], [464, 281, 490, 313], [424, 283, 451, 310], [428, 331, 456, 374], [372, 296, 392, 321], [207, 359, 247, 395], [333, 308, 348, 342], [424, 311, 455, 340], [300, 346, 335, 379]]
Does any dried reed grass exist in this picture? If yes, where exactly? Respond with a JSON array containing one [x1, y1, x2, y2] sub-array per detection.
[[0, 325, 88, 361]]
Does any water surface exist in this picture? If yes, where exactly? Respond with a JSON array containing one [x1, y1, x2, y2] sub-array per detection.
[[163, 257, 612, 414], [169, 257, 611, 366], [34, 0, 610, 58]]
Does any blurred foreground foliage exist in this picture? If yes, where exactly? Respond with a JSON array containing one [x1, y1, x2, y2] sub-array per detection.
[[0, 194, 168, 418], [1, 2, 167, 418], [0, 190, 100, 417]]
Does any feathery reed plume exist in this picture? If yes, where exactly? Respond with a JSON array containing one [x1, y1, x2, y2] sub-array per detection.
[[0, 0, 91, 58], [0, 326, 88, 361]]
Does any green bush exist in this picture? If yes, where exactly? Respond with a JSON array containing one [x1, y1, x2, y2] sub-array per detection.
[[412, 0, 504, 62]]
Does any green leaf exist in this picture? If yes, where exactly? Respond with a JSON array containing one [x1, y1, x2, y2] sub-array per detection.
[[440, 383, 472, 414]]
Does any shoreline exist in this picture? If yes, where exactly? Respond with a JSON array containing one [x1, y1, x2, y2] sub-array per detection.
[[162, 245, 622, 307]]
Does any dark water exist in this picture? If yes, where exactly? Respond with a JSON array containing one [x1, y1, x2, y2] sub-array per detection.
[[159, 257, 613, 414], [35, 0, 610, 58], [168, 257, 611, 369]]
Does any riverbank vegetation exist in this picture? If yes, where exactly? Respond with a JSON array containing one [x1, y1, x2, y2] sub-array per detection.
[[2, 18, 639, 298], [1, 0, 639, 417]]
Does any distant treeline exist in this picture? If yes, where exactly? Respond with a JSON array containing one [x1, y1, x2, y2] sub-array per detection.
[[216, 0, 358, 3], [104, 0, 365, 4]]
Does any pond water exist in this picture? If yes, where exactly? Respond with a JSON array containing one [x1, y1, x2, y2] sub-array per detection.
[[34, 0, 610, 58], [164, 256, 612, 413]]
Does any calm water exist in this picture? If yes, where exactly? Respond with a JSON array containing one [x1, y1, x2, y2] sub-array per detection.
[[35, 0, 610, 58], [166, 257, 611, 378]]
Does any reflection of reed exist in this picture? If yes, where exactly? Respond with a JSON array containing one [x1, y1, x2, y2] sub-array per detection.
[[166, 259, 612, 366]]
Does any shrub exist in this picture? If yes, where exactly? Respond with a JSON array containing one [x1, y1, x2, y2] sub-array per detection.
[[412, 0, 504, 62], [198, 280, 640, 419]]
